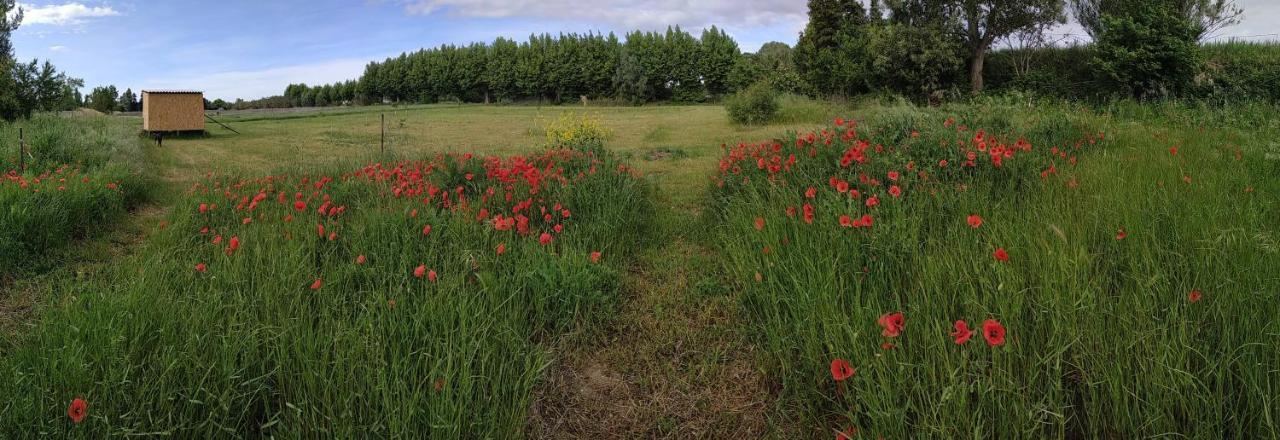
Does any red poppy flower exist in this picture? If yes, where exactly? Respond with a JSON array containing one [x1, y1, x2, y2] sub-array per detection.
[[1115, 229, 1127, 240], [888, 185, 902, 197], [993, 248, 1009, 262], [310, 278, 323, 290], [539, 232, 554, 245], [590, 251, 602, 263], [195, 263, 207, 273], [67, 398, 88, 424], [1169, 146, 1178, 156], [865, 196, 879, 208], [830, 358, 855, 381], [805, 187, 817, 198], [427, 269, 438, 282], [888, 171, 900, 181], [967, 214, 983, 228], [497, 243, 506, 255], [294, 200, 306, 211], [316, 223, 325, 238], [982, 319, 1006, 347], [356, 255, 366, 265], [802, 203, 815, 224], [1188, 290, 1202, 303], [754, 217, 765, 231], [414, 264, 427, 278], [228, 236, 240, 252], [878, 312, 904, 337], [839, 215, 854, 228], [859, 214, 873, 228], [951, 320, 973, 345], [836, 426, 858, 440], [212, 235, 223, 245], [422, 224, 432, 236]]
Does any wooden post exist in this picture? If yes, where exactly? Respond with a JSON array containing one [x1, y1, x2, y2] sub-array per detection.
[[380, 113, 385, 155], [18, 127, 24, 171]]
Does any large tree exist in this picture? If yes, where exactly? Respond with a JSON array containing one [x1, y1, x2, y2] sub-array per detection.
[[795, 0, 872, 96], [955, 0, 1066, 93], [1071, 0, 1241, 41]]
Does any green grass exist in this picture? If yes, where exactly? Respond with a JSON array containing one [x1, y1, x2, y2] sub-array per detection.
[[158, 103, 835, 210], [3, 99, 1278, 438], [708, 99, 1280, 437], [0, 139, 653, 437], [0, 115, 153, 278]]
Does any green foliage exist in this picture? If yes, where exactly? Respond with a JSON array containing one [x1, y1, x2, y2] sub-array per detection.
[[87, 85, 120, 114], [724, 81, 780, 125], [866, 23, 965, 99], [795, 0, 875, 97], [1072, 0, 1242, 41], [1193, 42, 1280, 103], [699, 26, 740, 98], [709, 101, 1280, 436], [0, 144, 652, 438], [0, 115, 152, 276], [342, 28, 740, 107], [1092, 4, 1203, 99]]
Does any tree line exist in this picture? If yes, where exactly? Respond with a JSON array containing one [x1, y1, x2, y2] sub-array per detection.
[[268, 27, 749, 108], [792, 0, 1242, 100], [1, 1, 85, 120]]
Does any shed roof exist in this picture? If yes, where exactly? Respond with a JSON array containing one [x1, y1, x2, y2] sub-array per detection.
[[142, 90, 204, 95]]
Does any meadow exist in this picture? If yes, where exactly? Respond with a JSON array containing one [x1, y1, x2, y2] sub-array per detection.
[[1, 99, 1278, 438]]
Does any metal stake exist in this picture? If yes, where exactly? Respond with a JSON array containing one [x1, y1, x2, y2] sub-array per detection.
[[380, 113, 385, 155]]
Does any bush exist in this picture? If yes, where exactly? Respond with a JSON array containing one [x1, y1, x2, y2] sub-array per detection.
[[1091, 4, 1203, 99], [725, 81, 779, 125], [866, 24, 966, 101]]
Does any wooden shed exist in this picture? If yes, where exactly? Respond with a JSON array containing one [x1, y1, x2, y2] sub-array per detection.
[[142, 90, 205, 133]]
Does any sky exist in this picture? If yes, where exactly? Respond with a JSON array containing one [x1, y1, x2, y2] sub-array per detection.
[[8, 0, 1279, 102]]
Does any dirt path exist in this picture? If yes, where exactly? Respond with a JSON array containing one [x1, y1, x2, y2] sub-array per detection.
[[526, 202, 786, 438]]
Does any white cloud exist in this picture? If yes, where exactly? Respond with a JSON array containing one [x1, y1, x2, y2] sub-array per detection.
[[16, 2, 120, 26], [400, 0, 806, 32], [49, 44, 68, 51], [142, 57, 375, 101]]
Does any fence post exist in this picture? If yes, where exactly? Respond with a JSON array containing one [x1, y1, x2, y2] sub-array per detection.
[[380, 113, 385, 155], [18, 127, 24, 171]]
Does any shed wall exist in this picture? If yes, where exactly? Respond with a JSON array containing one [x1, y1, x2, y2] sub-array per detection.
[[143, 93, 205, 132]]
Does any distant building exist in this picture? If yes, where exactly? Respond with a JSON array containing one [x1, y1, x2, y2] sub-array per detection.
[[142, 90, 205, 133]]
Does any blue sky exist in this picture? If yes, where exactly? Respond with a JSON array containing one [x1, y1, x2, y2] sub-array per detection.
[[9, 1, 1278, 101]]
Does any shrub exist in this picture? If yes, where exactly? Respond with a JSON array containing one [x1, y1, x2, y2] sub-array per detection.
[[1091, 4, 1203, 99], [866, 24, 966, 101], [725, 81, 779, 125], [543, 112, 613, 152]]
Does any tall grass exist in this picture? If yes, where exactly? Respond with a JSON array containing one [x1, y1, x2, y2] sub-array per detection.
[[707, 101, 1279, 437], [0, 115, 152, 278], [0, 141, 652, 437]]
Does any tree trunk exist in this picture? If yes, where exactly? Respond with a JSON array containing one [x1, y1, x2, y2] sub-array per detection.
[[970, 45, 986, 94]]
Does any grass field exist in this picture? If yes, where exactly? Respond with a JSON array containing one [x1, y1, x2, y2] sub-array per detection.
[[1, 100, 1278, 438]]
